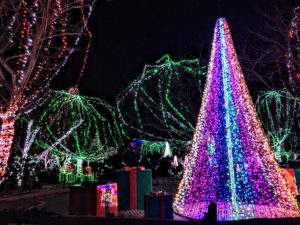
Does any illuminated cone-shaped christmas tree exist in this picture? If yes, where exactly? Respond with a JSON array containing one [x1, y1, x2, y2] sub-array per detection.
[[173, 18, 300, 221]]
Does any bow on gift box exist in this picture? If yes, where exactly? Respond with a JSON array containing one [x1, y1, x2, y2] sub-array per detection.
[[150, 191, 166, 196], [122, 166, 145, 171], [122, 166, 145, 209]]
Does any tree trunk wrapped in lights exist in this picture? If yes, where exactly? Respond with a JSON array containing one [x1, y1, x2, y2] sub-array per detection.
[[0, 107, 16, 177], [173, 18, 300, 221], [0, 0, 94, 180]]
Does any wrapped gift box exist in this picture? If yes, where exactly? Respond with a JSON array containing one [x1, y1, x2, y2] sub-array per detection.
[[59, 172, 76, 184], [115, 167, 152, 210], [81, 174, 95, 183], [96, 183, 118, 217], [69, 184, 97, 215], [294, 168, 300, 191], [297, 195, 300, 203], [282, 168, 298, 195], [144, 191, 173, 219]]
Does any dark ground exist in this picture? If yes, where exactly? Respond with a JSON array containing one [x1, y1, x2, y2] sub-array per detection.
[[0, 180, 300, 225]]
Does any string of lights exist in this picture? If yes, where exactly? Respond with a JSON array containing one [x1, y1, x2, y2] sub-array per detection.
[[287, 6, 300, 93], [76, 0, 94, 86]]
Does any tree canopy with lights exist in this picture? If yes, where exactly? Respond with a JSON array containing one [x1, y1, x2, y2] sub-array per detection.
[[116, 54, 206, 143], [0, 0, 94, 180], [34, 89, 120, 169], [256, 89, 300, 162]]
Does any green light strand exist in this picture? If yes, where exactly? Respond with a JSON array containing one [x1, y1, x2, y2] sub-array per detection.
[[116, 54, 206, 142], [256, 89, 300, 161], [35, 90, 119, 165]]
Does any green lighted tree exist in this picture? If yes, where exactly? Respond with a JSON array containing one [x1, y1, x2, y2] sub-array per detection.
[[116, 55, 206, 143], [35, 88, 121, 169], [257, 89, 300, 162]]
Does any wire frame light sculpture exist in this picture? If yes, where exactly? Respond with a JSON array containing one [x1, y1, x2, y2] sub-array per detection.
[[257, 89, 300, 162], [116, 54, 206, 143], [35, 89, 120, 167]]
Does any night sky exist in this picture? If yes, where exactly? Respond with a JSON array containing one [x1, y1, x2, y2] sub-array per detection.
[[53, 0, 297, 103]]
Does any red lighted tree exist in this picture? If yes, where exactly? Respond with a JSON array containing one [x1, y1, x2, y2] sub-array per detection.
[[0, 0, 94, 180]]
